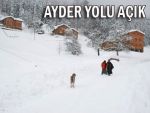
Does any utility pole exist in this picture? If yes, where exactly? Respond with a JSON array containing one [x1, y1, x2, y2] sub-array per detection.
[[58, 39, 63, 56], [58, 40, 61, 55], [97, 47, 100, 56], [34, 26, 35, 40], [33, 1, 36, 40]]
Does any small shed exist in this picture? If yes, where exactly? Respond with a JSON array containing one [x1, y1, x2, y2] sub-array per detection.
[[0, 16, 23, 30], [101, 41, 118, 51], [126, 30, 144, 52]]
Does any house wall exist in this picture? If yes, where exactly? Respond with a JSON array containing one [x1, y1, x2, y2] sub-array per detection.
[[14, 20, 22, 30], [52, 25, 78, 39], [101, 41, 117, 50], [2, 17, 22, 30], [53, 26, 67, 35], [72, 30, 78, 39], [3, 17, 14, 28], [128, 31, 144, 52]]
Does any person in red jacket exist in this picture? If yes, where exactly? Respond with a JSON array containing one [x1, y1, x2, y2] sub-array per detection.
[[101, 60, 107, 75]]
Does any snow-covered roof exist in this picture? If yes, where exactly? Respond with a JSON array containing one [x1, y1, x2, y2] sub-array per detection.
[[128, 29, 145, 35], [14, 17, 23, 21], [54, 24, 69, 29], [0, 16, 23, 21], [71, 28, 78, 32], [53, 24, 78, 33]]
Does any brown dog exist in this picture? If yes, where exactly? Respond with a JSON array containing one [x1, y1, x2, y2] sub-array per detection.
[[70, 73, 76, 88]]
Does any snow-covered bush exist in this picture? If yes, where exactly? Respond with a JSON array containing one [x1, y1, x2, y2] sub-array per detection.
[[65, 38, 82, 55]]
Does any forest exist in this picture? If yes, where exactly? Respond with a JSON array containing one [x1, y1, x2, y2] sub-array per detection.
[[0, 0, 150, 48]]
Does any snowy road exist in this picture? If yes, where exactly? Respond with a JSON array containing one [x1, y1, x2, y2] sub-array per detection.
[[0, 29, 150, 113]]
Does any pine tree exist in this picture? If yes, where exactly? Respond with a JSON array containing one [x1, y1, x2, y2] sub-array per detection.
[[65, 37, 82, 55]]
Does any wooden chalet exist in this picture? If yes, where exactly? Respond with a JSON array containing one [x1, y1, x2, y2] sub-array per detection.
[[52, 24, 78, 39], [71, 28, 78, 39], [126, 30, 144, 52], [0, 16, 23, 30], [101, 30, 144, 52], [101, 41, 118, 51], [52, 24, 69, 36]]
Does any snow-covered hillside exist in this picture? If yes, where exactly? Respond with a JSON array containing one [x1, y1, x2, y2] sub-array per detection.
[[0, 28, 150, 113]]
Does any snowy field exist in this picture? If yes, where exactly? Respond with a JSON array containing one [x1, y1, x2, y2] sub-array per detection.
[[0, 28, 150, 113]]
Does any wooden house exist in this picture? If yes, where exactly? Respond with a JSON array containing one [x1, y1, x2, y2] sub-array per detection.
[[126, 30, 144, 52], [52, 24, 78, 39], [0, 16, 23, 30], [101, 41, 118, 51], [101, 30, 144, 52], [52, 24, 69, 36], [71, 28, 78, 39]]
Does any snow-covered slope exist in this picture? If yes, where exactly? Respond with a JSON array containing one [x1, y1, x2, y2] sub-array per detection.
[[0, 28, 150, 113]]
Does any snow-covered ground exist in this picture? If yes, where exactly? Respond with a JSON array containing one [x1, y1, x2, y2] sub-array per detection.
[[0, 28, 150, 113]]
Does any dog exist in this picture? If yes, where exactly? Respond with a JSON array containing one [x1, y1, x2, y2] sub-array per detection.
[[70, 73, 76, 88]]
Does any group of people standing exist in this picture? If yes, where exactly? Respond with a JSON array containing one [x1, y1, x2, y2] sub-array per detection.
[[101, 60, 114, 76]]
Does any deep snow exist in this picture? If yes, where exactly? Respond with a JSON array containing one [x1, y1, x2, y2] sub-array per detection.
[[0, 28, 150, 113]]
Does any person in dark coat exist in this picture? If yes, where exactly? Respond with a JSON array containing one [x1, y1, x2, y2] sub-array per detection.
[[101, 60, 107, 75], [70, 73, 76, 88], [97, 48, 100, 56], [107, 60, 114, 76]]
